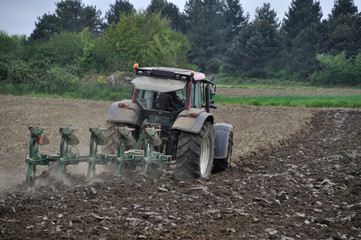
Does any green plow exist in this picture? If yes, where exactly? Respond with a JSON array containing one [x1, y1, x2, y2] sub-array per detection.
[[25, 121, 172, 186]]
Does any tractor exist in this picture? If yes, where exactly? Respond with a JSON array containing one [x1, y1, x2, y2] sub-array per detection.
[[103, 64, 233, 179], [24, 64, 233, 185]]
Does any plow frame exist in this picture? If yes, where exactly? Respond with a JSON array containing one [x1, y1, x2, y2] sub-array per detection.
[[25, 122, 173, 186]]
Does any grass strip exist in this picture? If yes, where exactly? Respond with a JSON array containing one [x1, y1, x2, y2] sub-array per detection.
[[214, 95, 361, 108], [0, 82, 132, 101], [217, 84, 361, 91]]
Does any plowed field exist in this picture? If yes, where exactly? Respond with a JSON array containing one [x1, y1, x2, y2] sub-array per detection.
[[0, 93, 360, 239]]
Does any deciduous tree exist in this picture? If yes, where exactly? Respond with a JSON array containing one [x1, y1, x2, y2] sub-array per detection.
[[29, 0, 102, 41], [103, 12, 192, 70]]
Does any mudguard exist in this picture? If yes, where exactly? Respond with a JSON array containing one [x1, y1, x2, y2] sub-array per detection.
[[214, 123, 233, 159], [171, 108, 214, 134], [107, 100, 141, 125]]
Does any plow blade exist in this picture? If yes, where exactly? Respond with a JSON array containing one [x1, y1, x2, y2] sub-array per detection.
[[25, 122, 172, 186]]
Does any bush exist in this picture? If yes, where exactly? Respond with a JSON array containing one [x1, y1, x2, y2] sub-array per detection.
[[0, 55, 34, 85], [92, 37, 122, 74], [310, 52, 356, 85], [352, 54, 361, 85], [0, 30, 26, 56], [37, 66, 79, 94], [278, 68, 301, 82]]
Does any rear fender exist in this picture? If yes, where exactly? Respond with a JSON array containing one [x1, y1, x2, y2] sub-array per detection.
[[107, 100, 141, 125], [171, 108, 214, 134], [214, 123, 233, 159]]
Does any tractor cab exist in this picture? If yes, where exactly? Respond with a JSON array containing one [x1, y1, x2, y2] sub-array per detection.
[[131, 65, 215, 113], [133, 83, 187, 112], [130, 65, 216, 129]]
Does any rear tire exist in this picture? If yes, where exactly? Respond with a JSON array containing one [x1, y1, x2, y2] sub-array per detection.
[[175, 121, 215, 180], [212, 131, 233, 173], [102, 121, 139, 171], [102, 121, 123, 154], [102, 121, 139, 153]]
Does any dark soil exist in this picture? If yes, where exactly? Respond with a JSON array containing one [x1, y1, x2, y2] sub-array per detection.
[[0, 95, 313, 191], [1, 110, 360, 239]]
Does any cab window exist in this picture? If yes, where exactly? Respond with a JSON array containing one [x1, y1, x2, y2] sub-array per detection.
[[190, 81, 201, 109]]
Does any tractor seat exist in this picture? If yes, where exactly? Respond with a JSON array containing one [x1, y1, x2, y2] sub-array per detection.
[[154, 93, 174, 111]]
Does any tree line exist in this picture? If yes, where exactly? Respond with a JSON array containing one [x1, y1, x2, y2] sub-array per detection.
[[0, 0, 361, 92]]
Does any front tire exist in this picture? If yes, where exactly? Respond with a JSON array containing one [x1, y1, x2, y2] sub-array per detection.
[[175, 121, 215, 180]]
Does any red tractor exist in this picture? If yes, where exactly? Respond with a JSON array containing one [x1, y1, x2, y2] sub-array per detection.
[[103, 64, 233, 179]]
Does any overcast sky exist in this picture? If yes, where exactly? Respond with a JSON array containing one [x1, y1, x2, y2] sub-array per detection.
[[1, 0, 360, 37]]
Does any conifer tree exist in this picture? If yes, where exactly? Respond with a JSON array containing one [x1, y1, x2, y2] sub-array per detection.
[[105, 0, 135, 26], [146, 0, 186, 32], [281, 0, 322, 77], [329, 0, 358, 20], [184, 0, 227, 72], [228, 3, 282, 77], [282, 0, 322, 49], [29, 0, 102, 41], [224, 0, 249, 43], [325, 0, 361, 58]]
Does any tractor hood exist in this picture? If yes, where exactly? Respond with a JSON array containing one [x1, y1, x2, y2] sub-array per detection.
[[131, 76, 186, 93]]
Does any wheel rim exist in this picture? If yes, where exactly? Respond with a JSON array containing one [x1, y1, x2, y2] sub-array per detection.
[[227, 146, 232, 165], [200, 136, 210, 177]]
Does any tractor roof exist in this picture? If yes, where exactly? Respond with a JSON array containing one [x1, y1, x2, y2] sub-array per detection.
[[131, 76, 186, 93], [136, 66, 206, 81], [132, 66, 208, 93]]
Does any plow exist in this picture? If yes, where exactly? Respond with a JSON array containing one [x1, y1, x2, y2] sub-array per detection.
[[25, 121, 172, 186], [24, 65, 233, 185]]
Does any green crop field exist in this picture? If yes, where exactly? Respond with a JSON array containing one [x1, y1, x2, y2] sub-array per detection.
[[214, 94, 361, 108], [217, 84, 361, 91]]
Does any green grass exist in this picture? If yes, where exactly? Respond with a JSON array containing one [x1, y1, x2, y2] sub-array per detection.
[[217, 84, 361, 91], [214, 75, 361, 90], [214, 94, 361, 108], [214, 75, 314, 87]]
